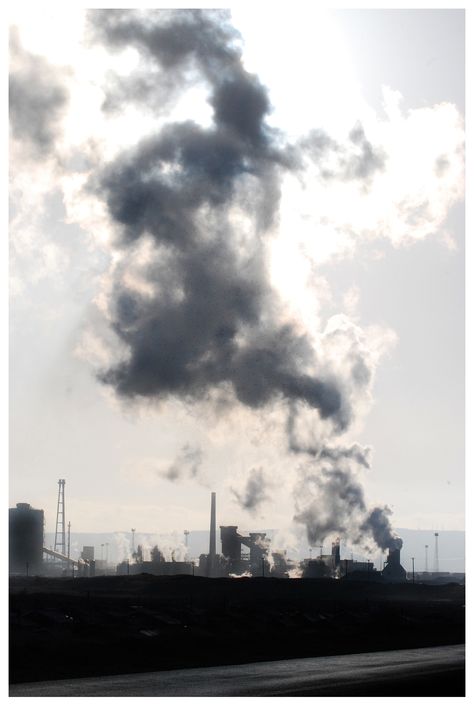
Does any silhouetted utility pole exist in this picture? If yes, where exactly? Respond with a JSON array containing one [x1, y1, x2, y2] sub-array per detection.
[[67, 521, 71, 570], [434, 533, 439, 573]]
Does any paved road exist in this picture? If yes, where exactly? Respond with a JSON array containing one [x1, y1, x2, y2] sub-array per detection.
[[10, 644, 465, 697]]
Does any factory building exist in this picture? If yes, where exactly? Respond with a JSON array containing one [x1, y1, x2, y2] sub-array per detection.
[[302, 559, 331, 578], [341, 561, 379, 582], [381, 547, 407, 583], [338, 546, 406, 583], [302, 538, 406, 583], [10, 491, 410, 583], [270, 552, 298, 578], [200, 501, 407, 582], [219, 525, 271, 576], [81, 546, 95, 563], [303, 539, 342, 578], [9, 503, 44, 575]]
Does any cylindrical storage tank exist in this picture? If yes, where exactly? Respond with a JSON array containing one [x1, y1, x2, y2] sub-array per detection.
[[9, 503, 44, 575]]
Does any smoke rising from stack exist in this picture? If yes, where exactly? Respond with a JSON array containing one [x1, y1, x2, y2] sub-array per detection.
[[87, 10, 402, 551], [162, 444, 203, 481], [362, 507, 403, 552], [286, 403, 371, 465], [133, 532, 188, 562], [231, 467, 270, 513], [293, 454, 402, 552]]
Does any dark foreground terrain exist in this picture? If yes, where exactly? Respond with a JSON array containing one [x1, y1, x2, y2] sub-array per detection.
[[10, 574, 465, 693], [10, 645, 465, 697]]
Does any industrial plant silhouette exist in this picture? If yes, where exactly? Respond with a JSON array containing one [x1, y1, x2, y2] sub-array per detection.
[[10, 480, 460, 585], [9, 479, 465, 695]]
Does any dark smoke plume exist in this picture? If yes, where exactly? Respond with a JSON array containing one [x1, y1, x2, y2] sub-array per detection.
[[294, 465, 367, 545], [162, 444, 202, 481], [89, 9, 353, 432], [298, 123, 386, 183], [87, 10, 398, 551], [286, 404, 370, 464], [344, 123, 386, 181], [91, 10, 240, 84], [9, 27, 69, 156], [232, 468, 269, 513], [294, 455, 402, 551], [362, 506, 402, 551]]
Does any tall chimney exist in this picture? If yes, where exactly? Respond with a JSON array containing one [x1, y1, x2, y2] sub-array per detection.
[[434, 532, 439, 573], [209, 492, 216, 573]]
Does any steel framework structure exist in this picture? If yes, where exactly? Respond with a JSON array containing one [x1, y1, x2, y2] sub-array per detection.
[[54, 479, 66, 555]]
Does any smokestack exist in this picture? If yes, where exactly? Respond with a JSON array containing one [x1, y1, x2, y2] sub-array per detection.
[[331, 538, 341, 568], [387, 547, 400, 566], [209, 492, 216, 571]]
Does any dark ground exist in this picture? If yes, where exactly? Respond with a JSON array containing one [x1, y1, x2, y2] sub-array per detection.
[[9, 574, 465, 689], [9, 646, 465, 697]]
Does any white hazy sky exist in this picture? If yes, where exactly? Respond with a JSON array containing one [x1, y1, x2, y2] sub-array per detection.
[[9, 7, 465, 545]]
